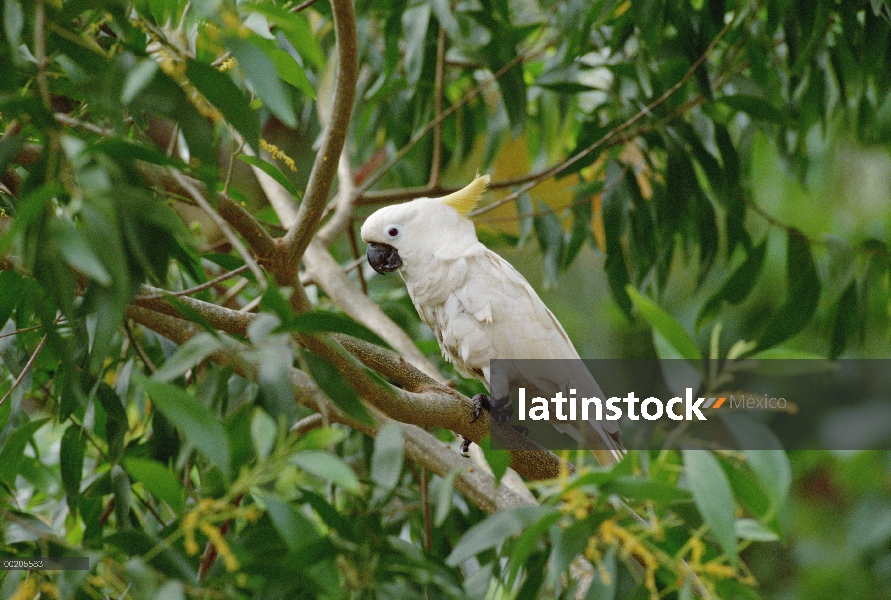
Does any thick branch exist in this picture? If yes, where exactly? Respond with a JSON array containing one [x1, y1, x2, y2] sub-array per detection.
[[129, 294, 569, 480], [315, 152, 357, 244], [283, 0, 358, 263], [127, 304, 531, 512]]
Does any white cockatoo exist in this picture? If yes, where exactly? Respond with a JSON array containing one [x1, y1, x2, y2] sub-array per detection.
[[360, 175, 624, 465]]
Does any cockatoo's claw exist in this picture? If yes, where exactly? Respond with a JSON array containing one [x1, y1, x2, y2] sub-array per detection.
[[470, 393, 491, 423], [470, 393, 513, 424], [460, 436, 472, 456], [512, 425, 529, 436]]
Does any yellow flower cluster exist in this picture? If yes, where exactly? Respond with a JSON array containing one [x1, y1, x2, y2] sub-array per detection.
[[684, 533, 756, 586], [260, 139, 298, 172], [596, 518, 660, 598], [217, 57, 237, 72], [8, 578, 57, 600], [181, 497, 261, 574], [9, 578, 36, 600], [155, 47, 224, 126]]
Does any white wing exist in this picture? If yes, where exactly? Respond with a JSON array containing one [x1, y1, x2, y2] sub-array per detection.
[[414, 246, 624, 464]]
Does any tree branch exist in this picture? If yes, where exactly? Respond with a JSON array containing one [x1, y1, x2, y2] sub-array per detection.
[[128, 293, 570, 481], [283, 0, 358, 263], [429, 27, 446, 188], [126, 304, 533, 512], [303, 240, 442, 380]]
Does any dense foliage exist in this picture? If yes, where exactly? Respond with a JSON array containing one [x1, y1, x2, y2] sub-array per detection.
[[1, 0, 890, 599]]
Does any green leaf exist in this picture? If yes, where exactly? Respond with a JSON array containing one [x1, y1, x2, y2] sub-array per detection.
[[238, 154, 302, 199], [370, 422, 404, 507], [124, 457, 185, 513], [402, 4, 431, 87], [185, 59, 260, 150], [627, 286, 701, 360], [583, 546, 617, 600], [719, 94, 786, 123], [121, 58, 159, 105], [682, 450, 738, 567], [533, 201, 564, 288], [0, 270, 24, 326], [735, 518, 780, 542], [0, 418, 50, 484], [112, 463, 132, 529], [433, 470, 461, 527], [266, 47, 315, 99], [241, 2, 325, 69], [226, 37, 297, 128], [697, 240, 767, 328], [602, 161, 632, 316], [430, 0, 460, 39], [258, 493, 322, 552], [0, 398, 10, 434], [290, 313, 391, 348], [479, 435, 511, 484], [136, 377, 230, 478], [757, 231, 820, 350], [95, 383, 128, 463], [830, 282, 858, 359], [301, 350, 375, 426], [88, 138, 185, 169], [153, 332, 229, 383], [60, 424, 85, 512], [743, 450, 791, 518], [250, 407, 277, 459], [601, 477, 692, 504], [0, 184, 61, 257], [291, 450, 361, 493], [4, 0, 24, 54], [446, 505, 555, 566]]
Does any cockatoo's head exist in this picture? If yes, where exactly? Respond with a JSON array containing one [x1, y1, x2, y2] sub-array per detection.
[[360, 175, 490, 277]]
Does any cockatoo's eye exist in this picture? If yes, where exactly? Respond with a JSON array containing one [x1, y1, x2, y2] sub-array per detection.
[[385, 225, 401, 240]]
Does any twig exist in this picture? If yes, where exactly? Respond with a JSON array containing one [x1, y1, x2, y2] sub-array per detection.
[[54, 113, 113, 137], [290, 0, 321, 13], [429, 27, 447, 188], [0, 335, 47, 409], [290, 413, 325, 435], [283, 0, 358, 264], [0, 321, 65, 341], [135, 264, 251, 301], [169, 169, 268, 286], [35, 1, 50, 109], [124, 320, 157, 373]]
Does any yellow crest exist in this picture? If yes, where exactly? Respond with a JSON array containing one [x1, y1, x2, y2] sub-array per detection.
[[438, 174, 490, 216]]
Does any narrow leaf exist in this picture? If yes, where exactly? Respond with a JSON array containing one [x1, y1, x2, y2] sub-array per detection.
[[627, 286, 701, 360], [125, 457, 186, 513], [238, 154, 301, 199], [60, 424, 85, 512], [370, 422, 404, 507], [682, 450, 738, 567], [136, 377, 230, 478], [291, 450, 360, 493], [446, 505, 555, 566]]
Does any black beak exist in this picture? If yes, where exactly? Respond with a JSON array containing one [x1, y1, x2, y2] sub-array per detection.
[[366, 242, 403, 274]]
